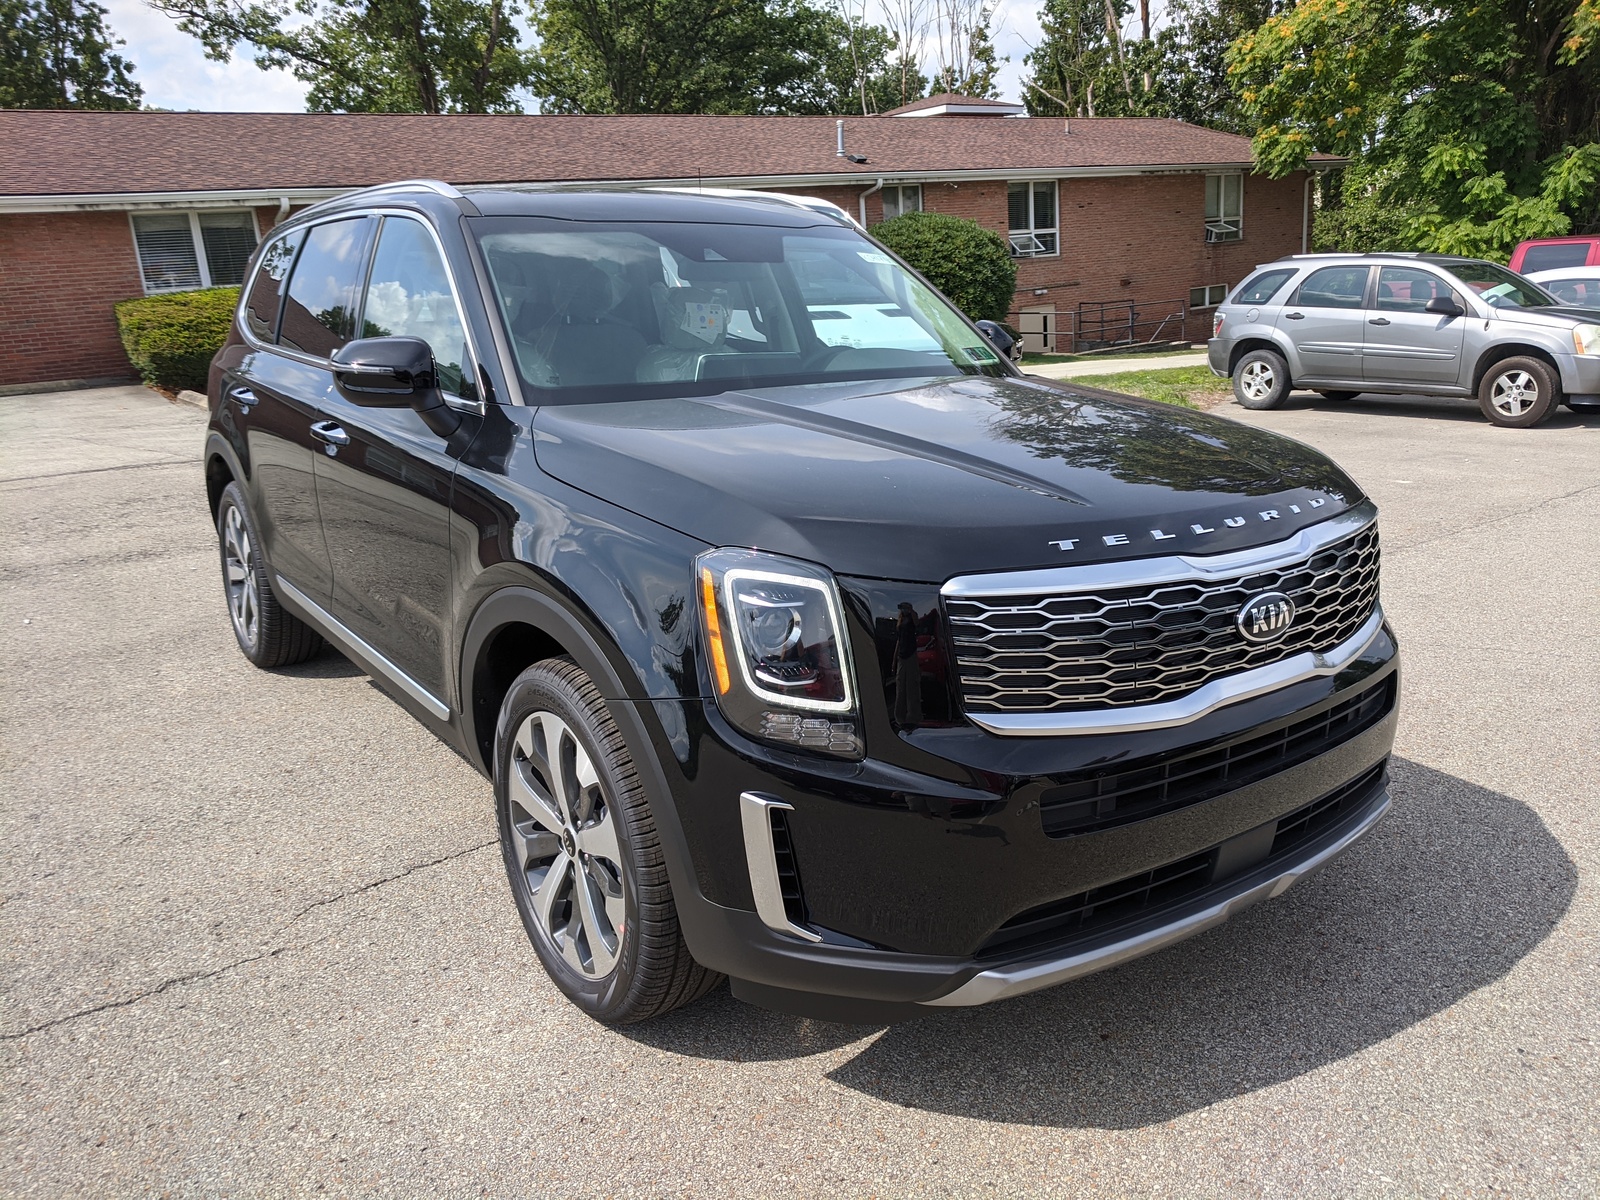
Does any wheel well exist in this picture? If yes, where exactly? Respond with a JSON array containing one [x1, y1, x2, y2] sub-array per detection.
[[470, 620, 569, 769], [205, 454, 234, 518], [1228, 338, 1284, 375], [1471, 344, 1562, 394]]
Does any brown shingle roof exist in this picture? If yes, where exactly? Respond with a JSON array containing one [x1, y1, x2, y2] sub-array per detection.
[[0, 109, 1316, 198]]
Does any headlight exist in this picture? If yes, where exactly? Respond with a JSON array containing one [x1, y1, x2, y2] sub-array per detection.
[[696, 547, 862, 758], [1573, 324, 1600, 355]]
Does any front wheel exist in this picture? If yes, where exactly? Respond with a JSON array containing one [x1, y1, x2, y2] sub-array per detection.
[[1478, 357, 1560, 427], [215, 482, 322, 668], [1233, 349, 1291, 409], [494, 658, 721, 1024]]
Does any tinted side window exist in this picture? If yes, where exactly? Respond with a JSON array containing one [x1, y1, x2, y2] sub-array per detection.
[[280, 217, 375, 357], [361, 217, 474, 399], [1292, 265, 1370, 309], [243, 229, 303, 341], [1233, 268, 1295, 305], [1521, 243, 1591, 273]]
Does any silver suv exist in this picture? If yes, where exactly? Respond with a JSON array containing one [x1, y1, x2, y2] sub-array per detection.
[[1207, 253, 1600, 427]]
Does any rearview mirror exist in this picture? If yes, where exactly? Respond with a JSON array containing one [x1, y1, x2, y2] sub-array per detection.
[[331, 336, 459, 436], [1424, 297, 1465, 318]]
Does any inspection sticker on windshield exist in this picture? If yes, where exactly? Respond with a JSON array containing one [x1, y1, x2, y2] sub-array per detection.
[[857, 251, 893, 265], [961, 344, 1001, 364]]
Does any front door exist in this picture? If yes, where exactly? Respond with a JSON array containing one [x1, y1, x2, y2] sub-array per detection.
[[1362, 265, 1467, 386], [313, 214, 479, 708], [1279, 264, 1371, 382]]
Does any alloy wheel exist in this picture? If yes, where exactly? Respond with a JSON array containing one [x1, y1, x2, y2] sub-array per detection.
[[507, 711, 626, 979], [1490, 370, 1538, 418], [1239, 360, 1276, 401], [222, 504, 259, 647]]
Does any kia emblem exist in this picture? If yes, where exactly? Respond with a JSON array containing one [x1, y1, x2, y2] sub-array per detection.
[[1237, 591, 1296, 643]]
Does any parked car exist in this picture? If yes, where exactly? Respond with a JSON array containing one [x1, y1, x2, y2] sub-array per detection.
[[1508, 235, 1600, 275], [205, 181, 1398, 1024], [1208, 252, 1600, 427], [1525, 265, 1600, 309]]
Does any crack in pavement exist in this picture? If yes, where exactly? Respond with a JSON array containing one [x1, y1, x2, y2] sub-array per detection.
[[0, 458, 197, 486], [1385, 480, 1600, 560], [1, 839, 498, 1042]]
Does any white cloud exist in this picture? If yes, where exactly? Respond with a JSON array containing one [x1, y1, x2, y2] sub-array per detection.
[[103, 0, 309, 111]]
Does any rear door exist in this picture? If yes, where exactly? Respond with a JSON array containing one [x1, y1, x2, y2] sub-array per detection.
[[1362, 265, 1467, 386], [1278, 264, 1371, 381], [312, 213, 479, 708]]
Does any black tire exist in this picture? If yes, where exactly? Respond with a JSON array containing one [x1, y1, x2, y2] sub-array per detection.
[[1317, 390, 1361, 403], [215, 482, 323, 668], [1478, 356, 1560, 428], [1232, 348, 1291, 409], [494, 657, 721, 1024]]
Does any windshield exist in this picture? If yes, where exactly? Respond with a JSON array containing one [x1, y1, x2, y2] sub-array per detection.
[[471, 217, 1010, 400], [1446, 260, 1557, 309]]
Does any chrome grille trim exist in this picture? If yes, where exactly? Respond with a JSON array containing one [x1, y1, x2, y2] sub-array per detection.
[[941, 502, 1382, 737]]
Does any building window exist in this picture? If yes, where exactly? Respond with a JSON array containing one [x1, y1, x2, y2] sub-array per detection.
[[1008, 181, 1058, 257], [131, 210, 260, 294], [881, 184, 922, 221], [1190, 284, 1229, 308], [1205, 174, 1243, 242]]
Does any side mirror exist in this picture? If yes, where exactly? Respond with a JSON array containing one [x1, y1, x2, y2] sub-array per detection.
[[331, 336, 459, 436], [975, 319, 1018, 361], [1424, 297, 1465, 318]]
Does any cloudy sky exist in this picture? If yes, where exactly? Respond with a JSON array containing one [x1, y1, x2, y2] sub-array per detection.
[[102, 0, 1053, 113]]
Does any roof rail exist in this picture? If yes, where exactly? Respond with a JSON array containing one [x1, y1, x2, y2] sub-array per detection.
[[646, 186, 861, 228], [290, 178, 466, 221]]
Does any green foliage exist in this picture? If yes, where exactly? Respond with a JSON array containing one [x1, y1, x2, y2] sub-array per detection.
[[1067, 365, 1230, 408], [870, 212, 1016, 323], [1229, 0, 1600, 257], [115, 287, 240, 394], [0, 0, 141, 108], [1023, 0, 1132, 116], [148, 0, 534, 112], [533, 0, 900, 114]]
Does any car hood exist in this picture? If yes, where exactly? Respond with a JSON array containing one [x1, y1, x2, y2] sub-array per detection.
[[532, 374, 1364, 581], [1490, 305, 1600, 328]]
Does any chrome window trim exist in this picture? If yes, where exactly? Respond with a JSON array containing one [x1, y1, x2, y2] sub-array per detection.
[[942, 500, 1377, 599], [738, 792, 822, 943], [922, 783, 1392, 1007], [236, 207, 487, 417], [942, 501, 1382, 736], [274, 574, 450, 720]]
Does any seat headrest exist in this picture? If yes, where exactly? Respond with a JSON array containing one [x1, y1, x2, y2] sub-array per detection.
[[550, 261, 619, 322]]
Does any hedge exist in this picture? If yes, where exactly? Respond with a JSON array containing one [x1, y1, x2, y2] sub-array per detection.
[[868, 212, 1018, 324], [114, 286, 240, 393]]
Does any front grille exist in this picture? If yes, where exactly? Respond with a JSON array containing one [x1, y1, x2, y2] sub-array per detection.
[[977, 760, 1388, 960], [947, 522, 1380, 714], [1039, 674, 1395, 838]]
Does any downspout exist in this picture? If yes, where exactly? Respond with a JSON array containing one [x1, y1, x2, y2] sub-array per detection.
[[1302, 173, 1311, 253], [859, 177, 884, 228], [275, 195, 291, 228]]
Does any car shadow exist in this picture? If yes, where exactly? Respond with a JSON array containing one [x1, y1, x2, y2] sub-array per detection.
[[276, 649, 365, 680], [622, 758, 1575, 1127], [1274, 391, 1600, 426]]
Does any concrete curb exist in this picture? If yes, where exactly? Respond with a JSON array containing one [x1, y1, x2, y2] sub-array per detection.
[[175, 389, 209, 410]]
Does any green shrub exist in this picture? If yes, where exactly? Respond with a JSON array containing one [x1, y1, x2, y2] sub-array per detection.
[[869, 212, 1018, 324], [114, 286, 240, 393]]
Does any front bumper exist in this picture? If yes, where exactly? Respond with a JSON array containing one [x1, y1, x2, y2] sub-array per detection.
[[1557, 351, 1600, 398], [647, 624, 1400, 1021]]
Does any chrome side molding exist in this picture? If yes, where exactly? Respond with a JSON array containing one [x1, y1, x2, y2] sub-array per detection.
[[922, 787, 1392, 1007], [273, 575, 450, 721], [738, 792, 822, 943], [967, 606, 1386, 736]]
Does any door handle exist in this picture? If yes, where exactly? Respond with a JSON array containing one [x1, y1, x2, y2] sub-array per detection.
[[310, 420, 351, 453], [1284, 312, 1304, 320], [227, 385, 258, 408], [1368, 317, 1391, 326]]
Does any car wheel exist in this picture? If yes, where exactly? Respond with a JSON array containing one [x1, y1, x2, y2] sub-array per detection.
[[1479, 357, 1560, 427], [1233, 349, 1291, 409], [495, 657, 721, 1024], [1317, 390, 1360, 403], [216, 482, 323, 668]]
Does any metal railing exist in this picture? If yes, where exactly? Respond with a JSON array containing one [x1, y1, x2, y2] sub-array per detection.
[[1007, 297, 1192, 356]]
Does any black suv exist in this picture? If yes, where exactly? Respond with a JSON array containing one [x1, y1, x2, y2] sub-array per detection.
[[204, 180, 1398, 1024]]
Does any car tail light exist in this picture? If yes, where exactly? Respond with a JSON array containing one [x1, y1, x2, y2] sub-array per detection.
[[1213, 312, 1226, 338]]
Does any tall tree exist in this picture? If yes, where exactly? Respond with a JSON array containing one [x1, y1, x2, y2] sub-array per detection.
[[1230, 0, 1600, 253], [929, 0, 1002, 97], [148, 0, 535, 112], [533, 0, 899, 114], [1021, 0, 1130, 116], [0, 0, 142, 108]]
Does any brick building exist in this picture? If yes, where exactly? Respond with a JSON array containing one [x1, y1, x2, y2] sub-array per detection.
[[0, 100, 1336, 390]]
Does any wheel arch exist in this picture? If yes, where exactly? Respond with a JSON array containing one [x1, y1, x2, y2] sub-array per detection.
[[1471, 343, 1563, 395], [204, 431, 247, 520], [1227, 336, 1292, 376]]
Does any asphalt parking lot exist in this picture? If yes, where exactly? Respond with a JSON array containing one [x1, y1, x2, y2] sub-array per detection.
[[2, 383, 1597, 1197]]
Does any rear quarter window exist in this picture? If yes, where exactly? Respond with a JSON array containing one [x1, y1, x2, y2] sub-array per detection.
[[243, 229, 303, 342], [1232, 268, 1295, 305], [1520, 243, 1594, 273]]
